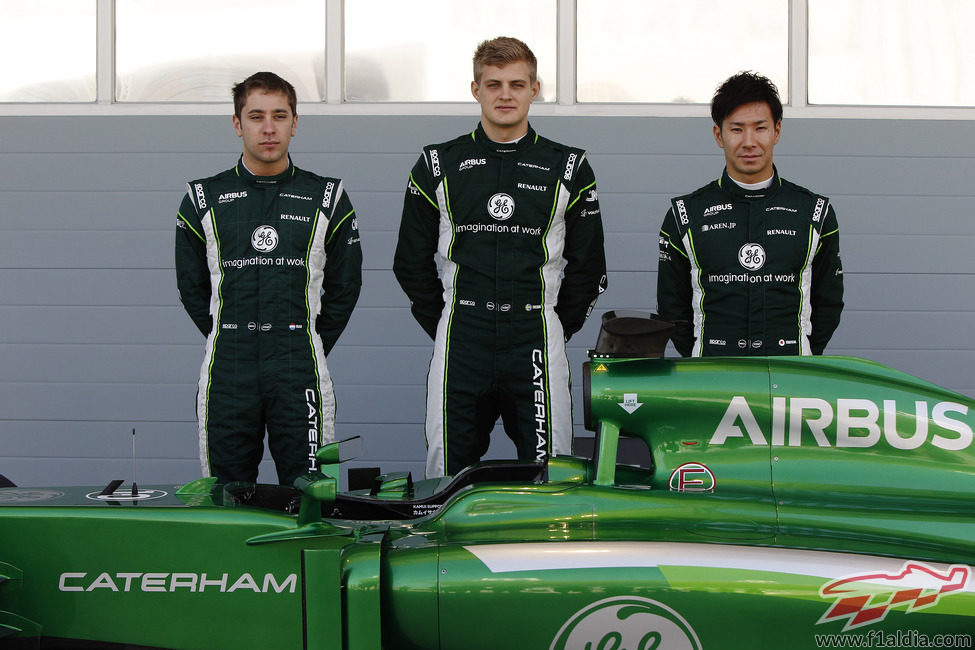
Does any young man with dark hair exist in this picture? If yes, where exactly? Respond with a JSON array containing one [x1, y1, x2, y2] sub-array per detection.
[[176, 71, 362, 486], [394, 37, 608, 477], [232, 71, 298, 122], [657, 71, 843, 357]]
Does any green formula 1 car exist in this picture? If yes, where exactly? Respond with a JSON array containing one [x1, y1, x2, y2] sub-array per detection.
[[2, 313, 974, 649]]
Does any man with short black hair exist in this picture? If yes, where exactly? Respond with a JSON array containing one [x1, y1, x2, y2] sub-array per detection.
[[176, 71, 362, 485], [657, 71, 843, 357], [394, 37, 607, 477]]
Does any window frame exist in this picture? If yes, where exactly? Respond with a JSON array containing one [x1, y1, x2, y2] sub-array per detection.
[[1, 0, 972, 120]]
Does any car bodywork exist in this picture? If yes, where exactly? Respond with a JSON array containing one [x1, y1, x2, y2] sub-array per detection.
[[1, 314, 974, 649]]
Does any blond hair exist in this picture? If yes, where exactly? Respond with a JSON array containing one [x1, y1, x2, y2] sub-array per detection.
[[473, 37, 537, 84]]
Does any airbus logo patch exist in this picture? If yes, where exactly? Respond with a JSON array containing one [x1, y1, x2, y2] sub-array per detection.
[[459, 158, 486, 172], [703, 203, 732, 217]]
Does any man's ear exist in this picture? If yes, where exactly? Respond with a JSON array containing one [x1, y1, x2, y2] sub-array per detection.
[[713, 124, 724, 149]]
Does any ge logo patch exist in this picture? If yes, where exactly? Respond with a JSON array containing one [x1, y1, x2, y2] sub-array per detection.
[[252, 225, 279, 252], [487, 193, 515, 220], [551, 596, 701, 650], [738, 243, 765, 271]]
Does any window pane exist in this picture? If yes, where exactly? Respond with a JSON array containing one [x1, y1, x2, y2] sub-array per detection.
[[809, 0, 975, 106], [116, 0, 325, 103], [577, 0, 788, 103], [345, 0, 556, 102], [0, 2, 95, 102]]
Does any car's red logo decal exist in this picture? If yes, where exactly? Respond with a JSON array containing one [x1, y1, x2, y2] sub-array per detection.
[[818, 562, 970, 631]]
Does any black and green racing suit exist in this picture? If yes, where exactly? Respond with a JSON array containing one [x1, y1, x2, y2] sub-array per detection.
[[657, 167, 843, 357], [176, 158, 362, 485], [394, 123, 607, 477]]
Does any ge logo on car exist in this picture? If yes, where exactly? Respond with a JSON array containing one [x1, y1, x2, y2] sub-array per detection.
[[0, 489, 64, 503], [738, 243, 765, 271], [251, 225, 279, 253], [551, 596, 701, 650], [487, 193, 515, 221]]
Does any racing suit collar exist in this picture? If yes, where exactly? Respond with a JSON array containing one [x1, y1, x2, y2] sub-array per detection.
[[235, 156, 296, 187], [718, 165, 782, 200], [473, 122, 538, 153]]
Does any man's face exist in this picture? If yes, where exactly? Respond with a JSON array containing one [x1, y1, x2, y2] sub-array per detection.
[[714, 101, 781, 184], [232, 90, 297, 175], [471, 61, 540, 140]]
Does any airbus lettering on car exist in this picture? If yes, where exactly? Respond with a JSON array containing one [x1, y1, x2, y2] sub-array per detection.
[[710, 395, 972, 449]]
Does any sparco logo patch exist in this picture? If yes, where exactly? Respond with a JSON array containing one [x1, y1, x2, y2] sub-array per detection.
[[676, 200, 689, 226], [813, 197, 826, 222], [321, 182, 335, 210], [563, 153, 577, 180], [487, 193, 515, 220], [194, 183, 207, 210], [429, 149, 441, 177], [251, 225, 279, 252], [738, 243, 766, 271]]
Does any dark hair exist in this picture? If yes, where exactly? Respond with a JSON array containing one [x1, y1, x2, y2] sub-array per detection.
[[232, 72, 297, 119], [473, 36, 537, 84], [711, 71, 782, 127]]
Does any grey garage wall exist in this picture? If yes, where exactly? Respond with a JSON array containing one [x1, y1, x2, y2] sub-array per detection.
[[1, 114, 974, 486]]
